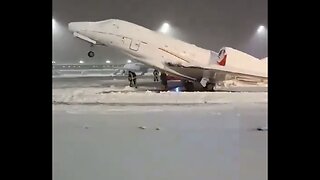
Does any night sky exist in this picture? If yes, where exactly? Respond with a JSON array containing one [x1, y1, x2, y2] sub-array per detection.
[[53, 0, 267, 64]]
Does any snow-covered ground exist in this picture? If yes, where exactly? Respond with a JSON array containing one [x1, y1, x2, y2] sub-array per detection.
[[53, 75, 157, 89], [53, 103, 267, 180], [53, 86, 267, 105], [53, 75, 267, 180], [52, 73, 116, 78], [53, 74, 267, 93]]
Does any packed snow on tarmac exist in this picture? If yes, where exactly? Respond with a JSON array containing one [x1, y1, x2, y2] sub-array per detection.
[[53, 86, 267, 105]]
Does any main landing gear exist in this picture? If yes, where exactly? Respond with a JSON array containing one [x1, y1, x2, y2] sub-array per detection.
[[204, 83, 216, 91], [88, 44, 95, 57], [160, 74, 216, 92], [182, 81, 195, 92], [160, 72, 168, 91], [183, 80, 216, 92]]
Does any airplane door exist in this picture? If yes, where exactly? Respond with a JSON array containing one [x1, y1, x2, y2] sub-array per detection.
[[123, 37, 140, 51], [130, 39, 140, 51]]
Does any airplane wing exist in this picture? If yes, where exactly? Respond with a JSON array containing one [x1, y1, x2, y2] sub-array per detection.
[[149, 58, 266, 84], [162, 47, 267, 82], [163, 64, 197, 81], [167, 62, 266, 78], [164, 62, 267, 84], [149, 61, 197, 81]]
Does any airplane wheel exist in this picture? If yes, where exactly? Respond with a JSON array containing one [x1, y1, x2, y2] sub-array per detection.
[[160, 73, 168, 88], [184, 81, 194, 91], [206, 83, 215, 91], [88, 51, 95, 57]]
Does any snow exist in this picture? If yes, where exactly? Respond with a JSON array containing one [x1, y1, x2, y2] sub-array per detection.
[[52, 73, 116, 78], [53, 103, 267, 180], [52, 71, 154, 78], [53, 87, 267, 105], [214, 79, 267, 92]]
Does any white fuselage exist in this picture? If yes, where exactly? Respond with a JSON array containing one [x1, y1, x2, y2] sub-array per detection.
[[69, 20, 211, 75], [68, 19, 267, 84]]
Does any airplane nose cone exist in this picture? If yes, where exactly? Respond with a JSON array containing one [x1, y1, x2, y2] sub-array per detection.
[[68, 22, 81, 32], [68, 22, 75, 32], [68, 22, 90, 32]]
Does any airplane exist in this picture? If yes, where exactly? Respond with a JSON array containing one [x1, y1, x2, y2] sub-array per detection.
[[68, 19, 267, 91], [113, 62, 150, 76]]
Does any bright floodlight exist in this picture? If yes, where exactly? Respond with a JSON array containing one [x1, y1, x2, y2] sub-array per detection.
[[52, 19, 55, 30], [52, 60, 56, 64], [79, 60, 84, 64], [127, 59, 132, 63], [106, 60, 111, 64], [257, 25, 265, 33], [160, 22, 170, 33]]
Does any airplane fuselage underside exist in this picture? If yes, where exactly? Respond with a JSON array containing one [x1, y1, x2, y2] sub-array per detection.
[[165, 64, 267, 85]]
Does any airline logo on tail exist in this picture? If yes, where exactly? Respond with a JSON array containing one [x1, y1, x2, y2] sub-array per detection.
[[218, 54, 227, 66], [217, 49, 227, 66]]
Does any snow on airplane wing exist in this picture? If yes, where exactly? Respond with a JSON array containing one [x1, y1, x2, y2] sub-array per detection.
[[169, 63, 266, 79], [165, 61, 267, 85], [126, 55, 196, 81], [162, 62, 197, 81], [158, 46, 267, 80], [176, 47, 269, 79]]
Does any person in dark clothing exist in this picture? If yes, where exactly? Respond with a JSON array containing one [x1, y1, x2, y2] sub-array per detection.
[[128, 71, 133, 87], [128, 71, 137, 88], [160, 72, 168, 90], [132, 72, 137, 88], [153, 69, 159, 82]]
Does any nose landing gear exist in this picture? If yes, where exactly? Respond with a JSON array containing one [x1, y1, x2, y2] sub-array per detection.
[[88, 51, 95, 57], [88, 43, 95, 57]]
